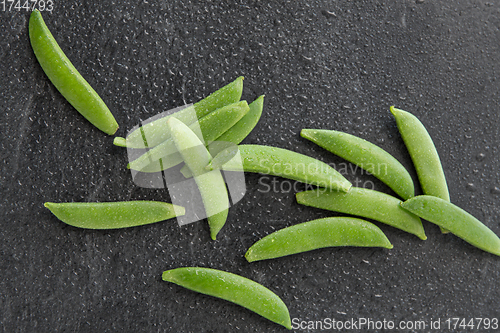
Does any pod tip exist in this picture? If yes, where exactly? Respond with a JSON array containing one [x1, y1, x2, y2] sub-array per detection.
[[107, 124, 119, 136], [252, 95, 265, 104], [161, 270, 172, 282], [341, 182, 353, 193], [299, 129, 309, 138], [180, 166, 193, 178], [390, 105, 406, 116], [244, 251, 255, 263], [204, 163, 214, 171], [209, 225, 219, 240], [113, 137, 127, 147], [178, 205, 186, 217]]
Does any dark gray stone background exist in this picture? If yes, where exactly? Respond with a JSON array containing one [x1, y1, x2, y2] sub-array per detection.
[[1, 1, 499, 332]]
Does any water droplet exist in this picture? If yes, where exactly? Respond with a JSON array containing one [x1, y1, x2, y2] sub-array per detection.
[[466, 183, 477, 192], [476, 153, 486, 162], [321, 10, 337, 18], [490, 187, 500, 195]]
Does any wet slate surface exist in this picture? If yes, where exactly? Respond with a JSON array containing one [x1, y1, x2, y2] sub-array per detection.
[[1, 1, 499, 332]]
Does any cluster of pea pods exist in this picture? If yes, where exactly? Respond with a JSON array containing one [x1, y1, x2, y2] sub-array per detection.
[[30, 10, 499, 330]]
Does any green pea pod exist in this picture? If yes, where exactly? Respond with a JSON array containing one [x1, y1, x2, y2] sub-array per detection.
[[216, 95, 264, 146], [207, 144, 352, 192], [390, 106, 450, 233], [162, 267, 292, 330], [121, 77, 244, 148], [180, 95, 264, 178], [29, 10, 119, 135], [245, 217, 393, 262], [128, 101, 250, 172], [168, 117, 229, 240], [401, 196, 500, 256], [301, 129, 414, 200], [296, 187, 426, 240], [44, 201, 185, 229]]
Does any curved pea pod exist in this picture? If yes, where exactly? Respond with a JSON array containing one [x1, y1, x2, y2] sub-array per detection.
[[207, 144, 352, 192], [401, 196, 500, 256], [216, 95, 264, 146], [121, 77, 244, 148], [128, 101, 249, 172], [44, 201, 185, 229], [296, 187, 426, 240], [29, 10, 119, 135], [390, 106, 450, 233], [162, 267, 292, 330], [245, 217, 393, 262], [179, 95, 264, 178], [301, 129, 414, 200], [168, 117, 229, 240]]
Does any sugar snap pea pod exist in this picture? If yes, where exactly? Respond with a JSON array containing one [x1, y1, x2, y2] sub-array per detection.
[[180, 95, 264, 177], [401, 196, 500, 256], [44, 201, 185, 229], [168, 117, 229, 240], [245, 217, 393, 262], [301, 129, 414, 200], [162, 267, 292, 330], [122, 77, 244, 148], [296, 187, 426, 240], [390, 106, 450, 233], [207, 144, 352, 192], [216, 95, 264, 146], [29, 10, 119, 135], [128, 101, 249, 172]]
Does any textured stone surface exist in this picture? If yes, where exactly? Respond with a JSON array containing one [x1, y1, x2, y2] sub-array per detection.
[[1, 1, 499, 332]]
